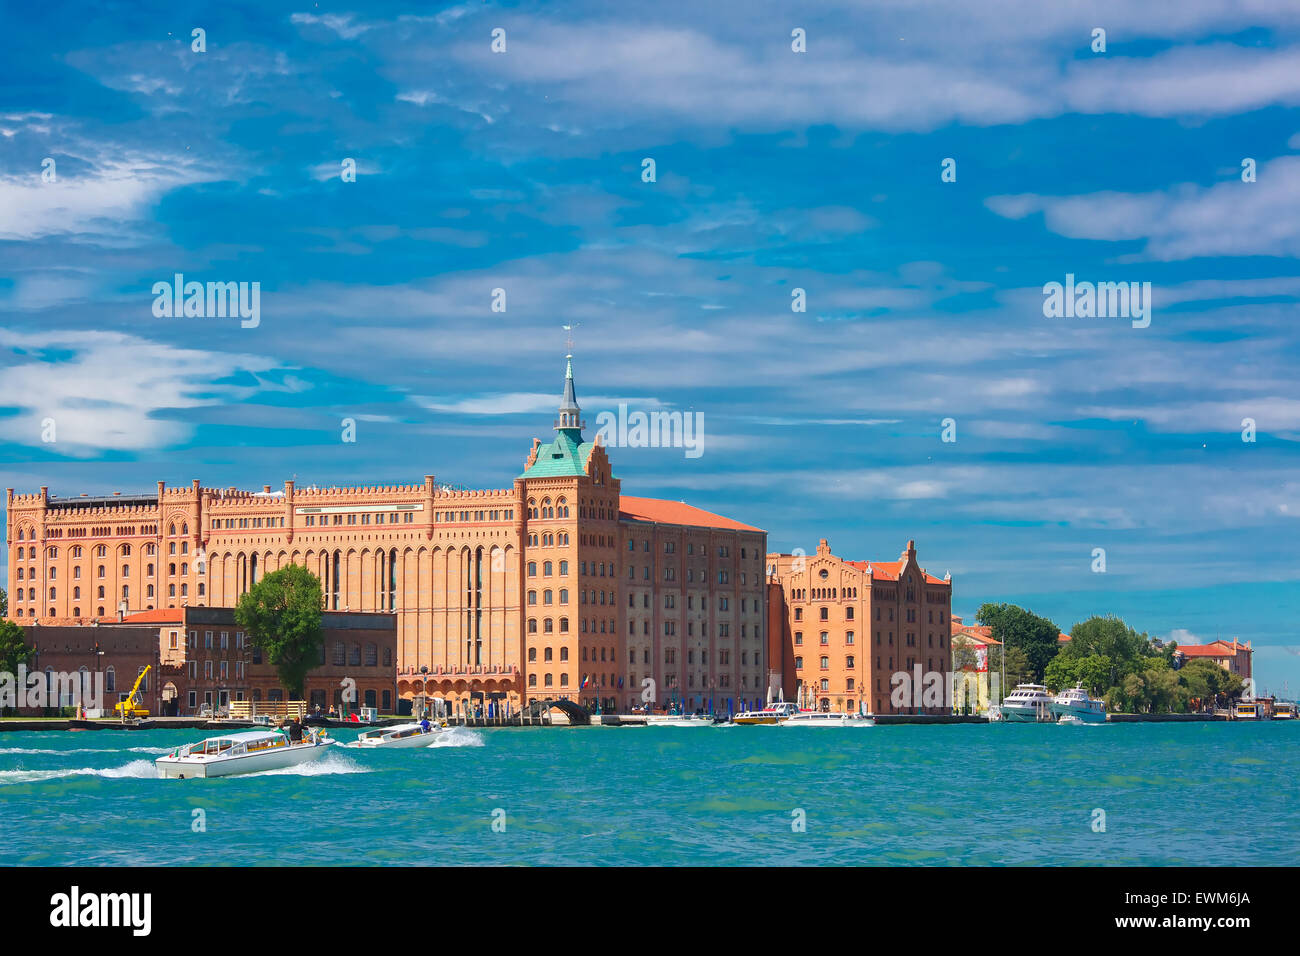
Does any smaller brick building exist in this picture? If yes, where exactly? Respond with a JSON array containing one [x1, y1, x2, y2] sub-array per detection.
[[22, 624, 159, 714], [20, 606, 397, 716]]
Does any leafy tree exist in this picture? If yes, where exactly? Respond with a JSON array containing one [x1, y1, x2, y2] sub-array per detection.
[[0, 620, 32, 716], [235, 564, 324, 699], [977, 603, 1059, 682], [1043, 655, 1078, 693], [1059, 615, 1152, 686], [1178, 658, 1244, 709], [1074, 655, 1114, 697], [0, 586, 7, 617]]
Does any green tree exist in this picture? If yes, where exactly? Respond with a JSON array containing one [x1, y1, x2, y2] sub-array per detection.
[[1074, 655, 1114, 697], [0, 586, 7, 617], [977, 603, 1059, 682], [1059, 615, 1152, 687], [1178, 658, 1244, 709], [0, 619, 32, 716], [234, 564, 324, 699], [1043, 655, 1079, 692]]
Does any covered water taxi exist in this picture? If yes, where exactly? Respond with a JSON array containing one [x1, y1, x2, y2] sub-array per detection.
[[345, 721, 448, 748], [156, 729, 336, 779], [781, 711, 874, 727], [733, 701, 799, 725]]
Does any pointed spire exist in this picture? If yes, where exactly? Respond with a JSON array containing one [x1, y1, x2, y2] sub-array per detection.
[[555, 353, 585, 433]]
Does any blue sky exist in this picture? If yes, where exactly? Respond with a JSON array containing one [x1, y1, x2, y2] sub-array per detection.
[[2, 1, 1300, 693]]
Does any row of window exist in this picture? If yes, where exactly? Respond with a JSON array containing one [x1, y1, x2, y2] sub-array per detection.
[[303, 512, 413, 527], [794, 656, 857, 670]]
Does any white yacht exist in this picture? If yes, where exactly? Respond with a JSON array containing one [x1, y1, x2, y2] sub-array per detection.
[[346, 721, 449, 748], [781, 711, 875, 727], [643, 714, 717, 727], [733, 701, 799, 725], [1051, 684, 1107, 724], [156, 730, 336, 779], [997, 684, 1054, 723]]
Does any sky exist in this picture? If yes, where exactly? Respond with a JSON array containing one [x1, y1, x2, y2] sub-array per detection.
[[2, 1, 1299, 694]]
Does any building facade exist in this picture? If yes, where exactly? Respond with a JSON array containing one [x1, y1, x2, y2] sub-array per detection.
[[950, 615, 1000, 715], [1174, 639, 1253, 680], [766, 538, 953, 715], [6, 357, 767, 714], [22, 607, 397, 717]]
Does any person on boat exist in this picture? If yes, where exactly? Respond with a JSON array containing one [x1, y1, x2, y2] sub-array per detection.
[[287, 716, 304, 743], [419, 716, 431, 734]]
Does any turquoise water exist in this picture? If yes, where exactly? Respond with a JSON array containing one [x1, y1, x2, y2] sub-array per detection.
[[1, 722, 1296, 866]]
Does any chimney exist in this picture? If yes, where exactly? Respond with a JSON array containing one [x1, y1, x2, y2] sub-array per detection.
[[117, 600, 128, 622]]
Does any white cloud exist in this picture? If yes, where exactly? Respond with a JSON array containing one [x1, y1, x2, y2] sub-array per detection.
[[987, 155, 1300, 260], [0, 330, 278, 455]]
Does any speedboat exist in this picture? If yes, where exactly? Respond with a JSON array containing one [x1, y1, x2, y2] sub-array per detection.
[[997, 684, 1054, 723], [733, 701, 799, 725], [156, 730, 336, 779], [644, 714, 716, 727], [345, 721, 448, 748], [1050, 684, 1107, 724], [781, 711, 874, 727]]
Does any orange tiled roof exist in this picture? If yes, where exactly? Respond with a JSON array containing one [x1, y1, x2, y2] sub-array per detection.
[[1178, 641, 1245, 658], [952, 622, 1000, 646], [619, 496, 763, 533], [118, 608, 186, 625], [843, 560, 947, 586], [1058, 633, 1071, 642]]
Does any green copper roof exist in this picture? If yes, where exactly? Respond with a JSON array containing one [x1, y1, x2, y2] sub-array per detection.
[[520, 429, 593, 478], [521, 354, 593, 478]]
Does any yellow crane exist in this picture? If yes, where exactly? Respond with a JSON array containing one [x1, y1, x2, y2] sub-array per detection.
[[113, 665, 152, 718]]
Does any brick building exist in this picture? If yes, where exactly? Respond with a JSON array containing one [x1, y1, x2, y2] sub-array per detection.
[[7, 357, 768, 714], [21, 624, 158, 715], [766, 538, 953, 715], [20, 608, 397, 716]]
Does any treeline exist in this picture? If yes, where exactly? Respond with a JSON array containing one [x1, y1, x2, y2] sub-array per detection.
[[976, 603, 1245, 714]]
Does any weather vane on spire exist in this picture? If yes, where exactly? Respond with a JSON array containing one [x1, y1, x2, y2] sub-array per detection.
[[562, 323, 579, 354]]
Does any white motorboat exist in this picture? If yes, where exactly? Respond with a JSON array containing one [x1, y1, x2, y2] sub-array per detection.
[[643, 714, 717, 727], [781, 711, 875, 727], [1051, 684, 1107, 723], [997, 684, 1054, 723], [733, 701, 799, 725], [156, 730, 336, 779], [345, 721, 449, 748]]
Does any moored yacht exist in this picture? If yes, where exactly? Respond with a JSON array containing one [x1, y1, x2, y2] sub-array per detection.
[[781, 711, 874, 727], [346, 721, 448, 748], [643, 713, 717, 727], [733, 701, 799, 725], [1051, 684, 1107, 724], [997, 684, 1054, 723], [156, 730, 336, 779]]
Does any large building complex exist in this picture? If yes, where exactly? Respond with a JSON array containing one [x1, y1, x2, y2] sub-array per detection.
[[766, 538, 953, 715], [6, 358, 769, 714]]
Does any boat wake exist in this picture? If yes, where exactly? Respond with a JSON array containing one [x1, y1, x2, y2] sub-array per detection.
[[242, 752, 370, 777], [427, 727, 485, 748], [0, 758, 158, 784]]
